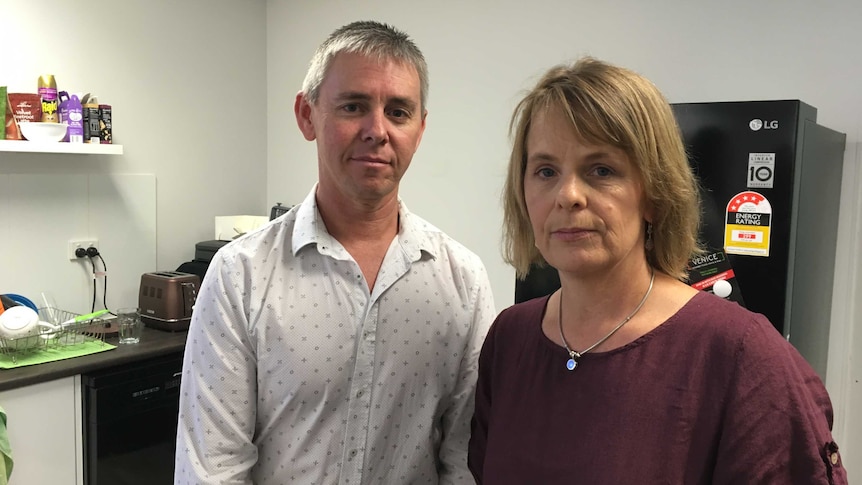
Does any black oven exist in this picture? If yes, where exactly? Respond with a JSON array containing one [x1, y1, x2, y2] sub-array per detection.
[[82, 352, 183, 484]]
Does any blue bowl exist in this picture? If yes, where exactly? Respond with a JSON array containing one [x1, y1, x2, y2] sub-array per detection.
[[2, 294, 38, 312]]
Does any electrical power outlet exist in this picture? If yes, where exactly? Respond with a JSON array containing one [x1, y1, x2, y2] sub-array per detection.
[[68, 239, 99, 260]]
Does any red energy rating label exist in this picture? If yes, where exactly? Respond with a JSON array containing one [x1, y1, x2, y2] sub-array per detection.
[[724, 191, 772, 257], [690, 270, 736, 291]]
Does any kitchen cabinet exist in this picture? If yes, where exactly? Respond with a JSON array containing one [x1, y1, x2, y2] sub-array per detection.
[[0, 141, 123, 155], [0, 328, 187, 485], [0, 376, 83, 485]]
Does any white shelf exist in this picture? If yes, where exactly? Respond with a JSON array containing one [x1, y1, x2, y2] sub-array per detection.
[[0, 140, 123, 155]]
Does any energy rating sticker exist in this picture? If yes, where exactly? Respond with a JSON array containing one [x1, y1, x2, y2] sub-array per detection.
[[724, 191, 772, 257]]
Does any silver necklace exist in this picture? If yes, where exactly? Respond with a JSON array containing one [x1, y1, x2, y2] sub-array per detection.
[[558, 269, 655, 371]]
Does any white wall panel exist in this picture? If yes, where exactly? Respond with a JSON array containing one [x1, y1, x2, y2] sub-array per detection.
[[0, 0, 267, 313], [0, 174, 154, 314]]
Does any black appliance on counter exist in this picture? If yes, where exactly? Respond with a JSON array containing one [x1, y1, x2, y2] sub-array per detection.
[[176, 239, 229, 282], [515, 100, 846, 378], [82, 352, 184, 485], [176, 203, 293, 282], [270, 202, 292, 220]]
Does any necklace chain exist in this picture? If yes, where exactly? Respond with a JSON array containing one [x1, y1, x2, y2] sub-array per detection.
[[558, 269, 655, 371]]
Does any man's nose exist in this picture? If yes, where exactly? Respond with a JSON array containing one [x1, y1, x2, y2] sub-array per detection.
[[361, 109, 388, 144]]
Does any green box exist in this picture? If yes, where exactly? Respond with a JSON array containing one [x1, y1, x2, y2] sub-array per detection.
[[0, 86, 6, 140]]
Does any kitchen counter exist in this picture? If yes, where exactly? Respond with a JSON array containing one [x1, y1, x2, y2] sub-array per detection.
[[0, 326, 188, 391]]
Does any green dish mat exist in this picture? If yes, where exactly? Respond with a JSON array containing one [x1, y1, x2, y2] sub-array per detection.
[[0, 340, 116, 369]]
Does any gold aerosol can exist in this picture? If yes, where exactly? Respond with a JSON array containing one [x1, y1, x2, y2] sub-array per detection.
[[37, 74, 59, 123]]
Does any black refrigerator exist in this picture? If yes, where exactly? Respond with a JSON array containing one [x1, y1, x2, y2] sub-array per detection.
[[515, 100, 846, 378]]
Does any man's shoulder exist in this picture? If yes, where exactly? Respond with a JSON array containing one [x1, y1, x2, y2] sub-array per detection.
[[404, 210, 485, 268], [216, 209, 298, 262]]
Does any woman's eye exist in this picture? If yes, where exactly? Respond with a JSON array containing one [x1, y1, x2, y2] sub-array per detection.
[[537, 167, 556, 178], [594, 166, 613, 177]]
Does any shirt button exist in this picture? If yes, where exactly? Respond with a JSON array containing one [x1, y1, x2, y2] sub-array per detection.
[[831, 452, 839, 465], [356, 390, 363, 398]]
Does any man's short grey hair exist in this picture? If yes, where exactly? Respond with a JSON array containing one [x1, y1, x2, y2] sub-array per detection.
[[301, 20, 429, 111]]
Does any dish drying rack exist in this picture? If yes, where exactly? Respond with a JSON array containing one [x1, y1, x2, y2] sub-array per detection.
[[0, 307, 110, 364]]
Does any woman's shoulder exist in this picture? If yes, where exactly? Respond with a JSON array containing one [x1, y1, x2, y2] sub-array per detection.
[[673, 291, 804, 368], [677, 291, 774, 336], [489, 296, 550, 337], [479, 296, 551, 364], [498, 295, 549, 321]]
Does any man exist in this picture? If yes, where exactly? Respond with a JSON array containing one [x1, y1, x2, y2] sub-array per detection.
[[175, 20, 495, 484]]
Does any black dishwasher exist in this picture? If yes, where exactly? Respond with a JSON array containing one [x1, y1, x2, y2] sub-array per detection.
[[82, 352, 184, 485]]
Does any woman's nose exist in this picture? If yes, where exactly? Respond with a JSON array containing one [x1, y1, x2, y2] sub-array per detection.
[[556, 175, 585, 209]]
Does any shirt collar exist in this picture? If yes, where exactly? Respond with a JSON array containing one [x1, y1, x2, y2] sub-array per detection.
[[291, 184, 439, 261]]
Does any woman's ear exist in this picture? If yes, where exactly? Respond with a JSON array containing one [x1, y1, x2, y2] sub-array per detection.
[[642, 195, 656, 225], [644, 215, 653, 226]]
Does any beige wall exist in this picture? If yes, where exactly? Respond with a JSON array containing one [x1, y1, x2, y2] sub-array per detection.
[[0, 0, 268, 312], [266, 0, 862, 476], [2, 0, 858, 478]]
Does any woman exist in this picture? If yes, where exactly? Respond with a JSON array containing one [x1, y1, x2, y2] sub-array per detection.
[[468, 57, 846, 484]]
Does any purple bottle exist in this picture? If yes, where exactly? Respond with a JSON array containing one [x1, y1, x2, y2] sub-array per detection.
[[58, 91, 84, 143]]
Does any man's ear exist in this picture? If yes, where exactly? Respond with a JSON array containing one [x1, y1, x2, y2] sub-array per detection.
[[294, 92, 316, 141], [414, 109, 428, 151]]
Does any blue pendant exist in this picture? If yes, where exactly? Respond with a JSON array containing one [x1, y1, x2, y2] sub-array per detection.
[[566, 358, 577, 371]]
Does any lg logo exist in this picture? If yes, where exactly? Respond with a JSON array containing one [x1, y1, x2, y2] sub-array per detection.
[[749, 119, 779, 131]]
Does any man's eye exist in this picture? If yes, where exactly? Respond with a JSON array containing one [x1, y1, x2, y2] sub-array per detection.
[[390, 108, 409, 118], [343, 104, 360, 113]]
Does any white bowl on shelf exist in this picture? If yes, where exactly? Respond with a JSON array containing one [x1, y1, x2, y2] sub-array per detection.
[[19, 121, 68, 143]]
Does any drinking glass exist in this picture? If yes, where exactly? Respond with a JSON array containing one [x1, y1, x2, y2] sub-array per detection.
[[116, 308, 142, 344]]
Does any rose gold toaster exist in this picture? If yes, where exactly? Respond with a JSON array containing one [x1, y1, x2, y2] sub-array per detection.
[[138, 271, 200, 331]]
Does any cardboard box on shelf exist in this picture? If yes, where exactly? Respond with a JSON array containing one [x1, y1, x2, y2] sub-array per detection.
[[2, 87, 22, 140], [8, 93, 42, 124], [215, 215, 269, 240]]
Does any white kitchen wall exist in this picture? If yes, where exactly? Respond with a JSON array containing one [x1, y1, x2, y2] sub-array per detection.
[[0, 1, 267, 311], [266, 0, 862, 476], [1, 0, 859, 477], [0, 173, 156, 313]]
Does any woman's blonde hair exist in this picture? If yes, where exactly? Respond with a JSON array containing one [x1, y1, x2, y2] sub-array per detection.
[[503, 57, 702, 280]]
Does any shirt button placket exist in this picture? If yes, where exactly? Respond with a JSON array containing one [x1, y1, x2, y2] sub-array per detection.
[[341, 299, 376, 484]]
